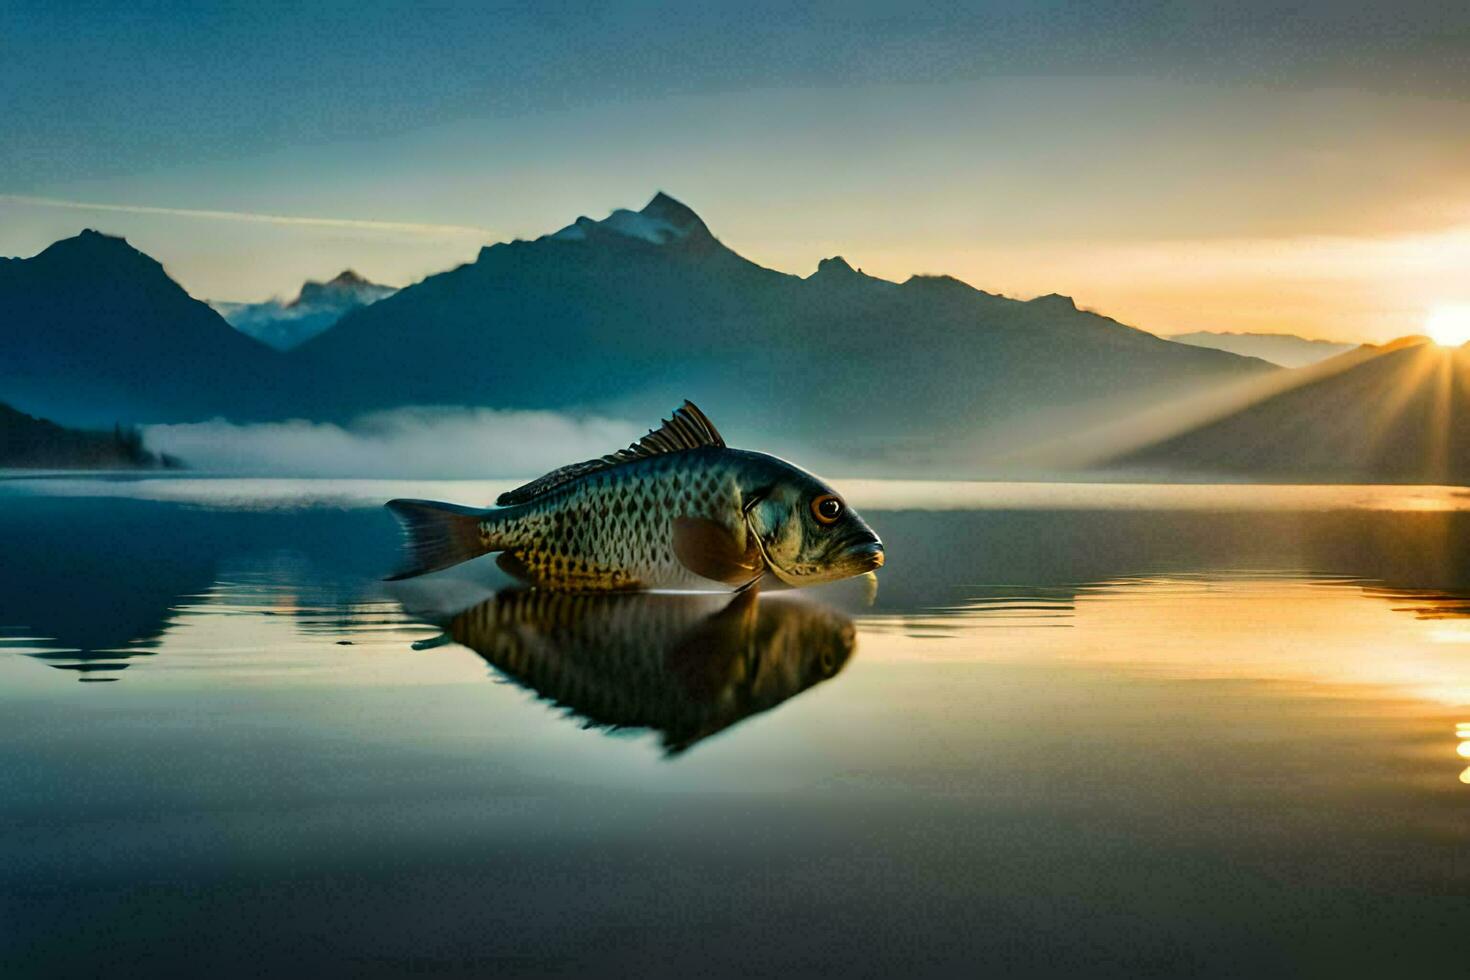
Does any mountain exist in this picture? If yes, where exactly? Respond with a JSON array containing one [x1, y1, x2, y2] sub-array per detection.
[[213, 270, 396, 351], [1167, 331, 1355, 368], [1110, 338, 1470, 482], [0, 230, 284, 425], [0, 399, 178, 468], [289, 193, 1273, 466], [1, 198, 1275, 470]]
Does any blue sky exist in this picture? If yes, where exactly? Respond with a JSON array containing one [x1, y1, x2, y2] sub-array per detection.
[[3, 1, 1469, 340]]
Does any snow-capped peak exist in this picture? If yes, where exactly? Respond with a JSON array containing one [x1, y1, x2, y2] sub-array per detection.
[[544, 192, 710, 246]]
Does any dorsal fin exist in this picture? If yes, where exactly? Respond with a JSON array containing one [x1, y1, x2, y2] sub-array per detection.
[[496, 401, 726, 506]]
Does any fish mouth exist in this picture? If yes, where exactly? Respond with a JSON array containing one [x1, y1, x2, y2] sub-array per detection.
[[846, 540, 885, 572]]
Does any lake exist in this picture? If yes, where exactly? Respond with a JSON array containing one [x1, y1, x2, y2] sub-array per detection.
[[2, 477, 1468, 977]]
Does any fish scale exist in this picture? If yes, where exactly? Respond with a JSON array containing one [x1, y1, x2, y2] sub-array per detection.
[[481, 453, 749, 590]]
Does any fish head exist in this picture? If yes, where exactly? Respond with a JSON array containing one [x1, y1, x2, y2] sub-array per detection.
[[744, 464, 884, 586], [757, 599, 857, 685]]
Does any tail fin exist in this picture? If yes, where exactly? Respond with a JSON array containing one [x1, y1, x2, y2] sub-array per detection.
[[384, 499, 493, 580]]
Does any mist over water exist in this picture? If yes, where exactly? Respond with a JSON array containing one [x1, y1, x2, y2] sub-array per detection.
[[142, 407, 642, 477]]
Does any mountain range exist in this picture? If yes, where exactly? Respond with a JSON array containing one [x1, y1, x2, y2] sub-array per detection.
[[212, 270, 396, 351], [1167, 331, 1356, 368], [8, 196, 1460, 481], [0, 193, 1273, 471]]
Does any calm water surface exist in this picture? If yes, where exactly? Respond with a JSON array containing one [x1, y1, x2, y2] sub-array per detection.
[[2, 477, 1468, 977]]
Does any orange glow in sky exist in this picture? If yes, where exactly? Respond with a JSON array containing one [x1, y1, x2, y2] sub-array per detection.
[[3, 75, 1468, 346]]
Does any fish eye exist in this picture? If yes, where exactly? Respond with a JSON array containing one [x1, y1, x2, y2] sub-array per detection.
[[811, 494, 843, 525]]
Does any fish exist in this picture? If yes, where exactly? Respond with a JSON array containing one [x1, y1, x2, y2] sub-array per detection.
[[442, 589, 856, 754], [385, 401, 884, 591]]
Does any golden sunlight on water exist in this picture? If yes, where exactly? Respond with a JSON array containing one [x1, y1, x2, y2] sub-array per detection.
[[7, 477, 1470, 514], [861, 578, 1470, 696], [1461, 723, 1470, 784], [858, 576, 1470, 790], [837, 481, 1470, 513]]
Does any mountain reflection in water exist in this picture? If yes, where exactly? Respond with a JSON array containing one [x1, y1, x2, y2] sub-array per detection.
[[439, 590, 854, 754]]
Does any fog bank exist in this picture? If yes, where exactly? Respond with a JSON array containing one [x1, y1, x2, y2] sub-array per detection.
[[145, 407, 642, 478]]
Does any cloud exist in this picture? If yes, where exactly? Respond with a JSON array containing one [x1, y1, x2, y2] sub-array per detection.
[[0, 194, 493, 240], [144, 407, 643, 478]]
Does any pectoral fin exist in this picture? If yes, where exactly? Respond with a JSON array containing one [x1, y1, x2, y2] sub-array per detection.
[[672, 517, 763, 586]]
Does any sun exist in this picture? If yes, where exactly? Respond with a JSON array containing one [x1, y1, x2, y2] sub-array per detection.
[[1425, 305, 1470, 347]]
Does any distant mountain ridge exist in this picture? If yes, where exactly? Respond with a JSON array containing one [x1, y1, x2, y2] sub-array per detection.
[[1168, 330, 1355, 368], [1111, 337, 1470, 482], [293, 269, 393, 308], [212, 270, 396, 350]]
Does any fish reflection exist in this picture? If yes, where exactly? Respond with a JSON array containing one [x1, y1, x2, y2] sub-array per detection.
[[443, 590, 855, 754]]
